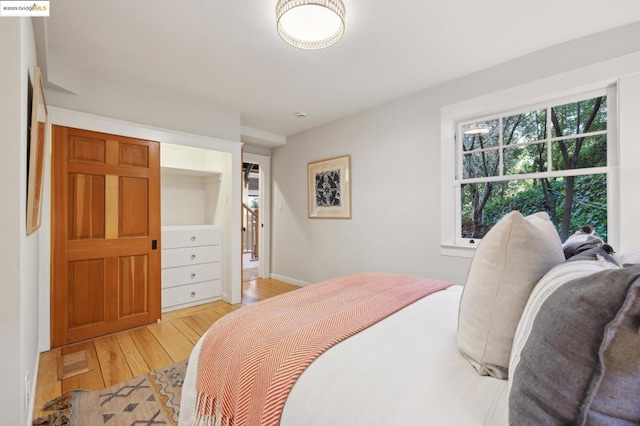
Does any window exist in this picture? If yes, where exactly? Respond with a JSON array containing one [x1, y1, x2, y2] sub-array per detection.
[[455, 89, 613, 245]]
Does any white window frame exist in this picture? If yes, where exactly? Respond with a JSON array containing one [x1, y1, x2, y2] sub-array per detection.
[[441, 82, 619, 259], [455, 87, 615, 247]]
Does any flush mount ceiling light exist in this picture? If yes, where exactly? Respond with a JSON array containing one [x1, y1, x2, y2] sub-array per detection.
[[276, 0, 346, 50]]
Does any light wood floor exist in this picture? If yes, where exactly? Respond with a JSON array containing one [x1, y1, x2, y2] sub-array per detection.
[[33, 278, 299, 420]]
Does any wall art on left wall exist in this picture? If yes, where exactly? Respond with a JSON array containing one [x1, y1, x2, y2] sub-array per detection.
[[26, 66, 48, 235]]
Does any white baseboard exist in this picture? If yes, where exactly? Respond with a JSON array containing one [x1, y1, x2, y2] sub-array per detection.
[[27, 355, 38, 426], [270, 273, 312, 287]]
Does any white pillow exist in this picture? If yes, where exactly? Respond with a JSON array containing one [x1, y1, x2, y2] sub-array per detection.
[[620, 247, 640, 266], [457, 211, 564, 379]]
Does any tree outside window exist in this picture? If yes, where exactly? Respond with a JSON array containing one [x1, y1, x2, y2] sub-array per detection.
[[458, 93, 609, 242]]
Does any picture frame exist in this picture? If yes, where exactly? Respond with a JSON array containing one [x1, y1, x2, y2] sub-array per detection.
[[26, 66, 48, 235], [307, 155, 351, 219]]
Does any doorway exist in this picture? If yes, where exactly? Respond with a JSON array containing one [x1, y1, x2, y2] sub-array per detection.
[[242, 161, 260, 280], [242, 153, 271, 281]]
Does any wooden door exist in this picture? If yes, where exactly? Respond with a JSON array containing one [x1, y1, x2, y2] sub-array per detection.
[[51, 126, 161, 347]]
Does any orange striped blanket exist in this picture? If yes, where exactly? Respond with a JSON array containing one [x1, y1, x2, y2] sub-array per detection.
[[194, 273, 452, 426]]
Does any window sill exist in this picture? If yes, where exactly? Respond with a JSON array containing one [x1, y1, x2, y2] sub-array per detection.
[[440, 244, 476, 259]]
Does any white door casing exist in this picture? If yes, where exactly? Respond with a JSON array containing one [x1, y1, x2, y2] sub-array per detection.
[[243, 153, 271, 279]]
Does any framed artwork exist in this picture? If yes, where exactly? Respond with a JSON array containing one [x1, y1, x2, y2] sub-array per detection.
[[307, 155, 351, 219], [26, 66, 48, 235]]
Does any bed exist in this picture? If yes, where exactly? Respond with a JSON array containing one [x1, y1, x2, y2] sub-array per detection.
[[179, 281, 509, 425], [178, 211, 640, 425]]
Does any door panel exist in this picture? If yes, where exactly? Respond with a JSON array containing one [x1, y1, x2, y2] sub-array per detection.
[[68, 135, 106, 163], [119, 177, 149, 237], [119, 254, 149, 317], [68, 259, 106, 327], [119, 143, 149, 167], [68, 173, 105, 240], [52, 126, 161, 347]]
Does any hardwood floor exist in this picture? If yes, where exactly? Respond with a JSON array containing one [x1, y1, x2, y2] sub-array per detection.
[[33, 278, 299, 420]]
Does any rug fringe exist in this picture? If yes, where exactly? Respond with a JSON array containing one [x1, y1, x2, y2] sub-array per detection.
[[32, 408, 71, 426], [42, 391, 74, 411], [32, 391, 75, 425]]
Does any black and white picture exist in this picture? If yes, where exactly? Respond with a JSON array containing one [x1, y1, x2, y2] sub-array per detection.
[[308, 155, 351, 219], [315, 169, 341, 207]]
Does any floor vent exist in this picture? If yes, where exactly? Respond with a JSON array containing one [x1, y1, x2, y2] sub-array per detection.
[[58, 350, 91, 380]]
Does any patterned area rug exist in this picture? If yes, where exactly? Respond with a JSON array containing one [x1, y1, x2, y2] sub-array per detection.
[[34, 359, 187, 425]]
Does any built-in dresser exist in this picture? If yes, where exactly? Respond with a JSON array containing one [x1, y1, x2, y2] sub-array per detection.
[[161, 225, 222, 312]]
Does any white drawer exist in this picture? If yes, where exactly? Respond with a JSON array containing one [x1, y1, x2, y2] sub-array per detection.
[[162, 280, 222, 309], [161, 245, 221, 268], [162, 226, 221, 249], [161, 262, 221, 289]]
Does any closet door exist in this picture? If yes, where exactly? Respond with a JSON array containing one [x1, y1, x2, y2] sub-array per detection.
[[51, 126, 161, 347]]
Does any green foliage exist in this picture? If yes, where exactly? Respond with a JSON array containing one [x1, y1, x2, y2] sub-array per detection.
[[552, 96, 607, 137], [564, 174, 607, 239], [250, 197, 259, 209], [460, 95, 609, 242], [461, 175, 608, 241]]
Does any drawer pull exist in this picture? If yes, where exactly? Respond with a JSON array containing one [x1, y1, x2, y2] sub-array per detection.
[[190, 291, 196, 298], [191, 236, 196, 242], [191, 254, 196, 260], [190, 273, 196, 279]]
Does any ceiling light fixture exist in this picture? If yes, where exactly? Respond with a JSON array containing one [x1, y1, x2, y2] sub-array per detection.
[[276, 0, 346, 50]]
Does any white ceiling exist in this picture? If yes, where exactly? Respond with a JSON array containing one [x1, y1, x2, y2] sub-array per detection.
[[43, 1, 640, 142]]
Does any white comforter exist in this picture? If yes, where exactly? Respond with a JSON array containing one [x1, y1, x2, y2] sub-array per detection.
[[179, 285, 508, 425]]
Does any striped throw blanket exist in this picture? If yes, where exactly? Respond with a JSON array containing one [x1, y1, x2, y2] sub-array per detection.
[[194, 272, 451, 426]]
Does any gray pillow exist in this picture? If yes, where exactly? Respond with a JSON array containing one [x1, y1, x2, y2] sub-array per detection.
[[569, 245, 619, 266], [562, 225, 605, 259], [509, 265, 640, 425], [457, 211, 565, 379]]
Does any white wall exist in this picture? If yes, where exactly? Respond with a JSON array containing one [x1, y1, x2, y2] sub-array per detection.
[[20, 19, 41, 426], [272, 94, 465, 285], [0, 17, 40, 426], [161, 142, 231, 174], [0, 18, 25, 426], [160, 143, 230, 227], [618, 73, 640, 253], [160, 143, 233, 231], [161, 172, 207, 225], [46, 73, 241, 142], [272, 24, 640, 287], [242, 142, 272, 157]]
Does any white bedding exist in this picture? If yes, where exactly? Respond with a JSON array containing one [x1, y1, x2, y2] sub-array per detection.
[[179, 285, 509, 425]]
